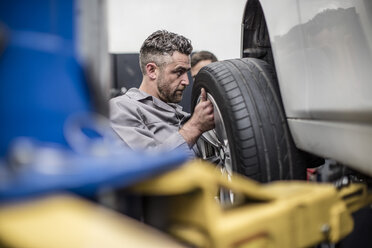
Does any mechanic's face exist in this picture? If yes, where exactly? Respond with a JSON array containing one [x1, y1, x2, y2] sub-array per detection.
[[157, 51, 191, 103]]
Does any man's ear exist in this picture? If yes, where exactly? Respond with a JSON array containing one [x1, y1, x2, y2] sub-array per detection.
[[145, 63, 157, 80]]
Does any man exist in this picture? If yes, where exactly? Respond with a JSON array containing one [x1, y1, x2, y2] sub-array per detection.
[[109, 30, 214, 157], [190, 50, 218, 80]]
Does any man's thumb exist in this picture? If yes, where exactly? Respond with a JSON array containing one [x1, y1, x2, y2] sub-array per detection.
[[200, 88, 207, 102]]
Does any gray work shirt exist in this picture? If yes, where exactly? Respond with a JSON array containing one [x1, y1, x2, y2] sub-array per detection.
[[109, 88, 196, 157]]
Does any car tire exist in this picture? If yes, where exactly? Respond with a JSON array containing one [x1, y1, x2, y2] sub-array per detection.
[[191, 58, 306, 182]]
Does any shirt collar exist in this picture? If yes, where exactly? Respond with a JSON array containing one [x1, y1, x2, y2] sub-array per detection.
[[126, 88, 185, 113], [125, 88, 152, 101]]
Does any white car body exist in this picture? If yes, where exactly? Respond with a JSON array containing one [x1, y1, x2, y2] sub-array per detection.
[[257, 0, 372, 176]]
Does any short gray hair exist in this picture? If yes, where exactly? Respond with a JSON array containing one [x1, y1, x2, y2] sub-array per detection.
[[139, 30, 193, 75]]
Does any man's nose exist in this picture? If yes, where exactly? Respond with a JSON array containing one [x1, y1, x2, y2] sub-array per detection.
[[181, 73, 189, 86]]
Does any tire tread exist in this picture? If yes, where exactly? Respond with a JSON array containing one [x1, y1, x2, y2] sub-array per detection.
[[192, 58, 306, 182]]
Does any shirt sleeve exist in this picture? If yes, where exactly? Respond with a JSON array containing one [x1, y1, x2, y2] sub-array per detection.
[[109, 97, 195, 158]]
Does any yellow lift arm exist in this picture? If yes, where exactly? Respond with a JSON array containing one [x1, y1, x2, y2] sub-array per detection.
[[132, 160, 372, 248], [0, 160, 371, 248]]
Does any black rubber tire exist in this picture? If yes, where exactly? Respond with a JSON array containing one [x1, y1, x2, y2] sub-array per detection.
[[191, 58, 306, 182]]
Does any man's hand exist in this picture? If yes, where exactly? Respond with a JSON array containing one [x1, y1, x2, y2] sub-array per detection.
[[192, 88, 215, 132], [179, 88, 215, 147]]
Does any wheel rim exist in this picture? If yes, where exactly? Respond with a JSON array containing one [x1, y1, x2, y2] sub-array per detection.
[[197, 93, 234, 206]]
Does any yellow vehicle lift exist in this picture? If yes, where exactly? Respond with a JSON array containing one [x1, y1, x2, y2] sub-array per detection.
[[132, 160, 372, 248], [0, 160, 371, 248]]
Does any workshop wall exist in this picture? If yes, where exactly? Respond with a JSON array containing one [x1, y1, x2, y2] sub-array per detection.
[[107, 0, 247, 61]]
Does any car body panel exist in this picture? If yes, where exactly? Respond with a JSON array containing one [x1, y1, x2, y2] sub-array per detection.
[[288, 119, 372, 176], [257, 0, 372, 175]]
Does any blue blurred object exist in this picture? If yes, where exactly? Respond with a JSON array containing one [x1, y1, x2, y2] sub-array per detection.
[[0, 137, 187, 202], [0, 0, 90, 156], [0, 0, 189, 202]]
